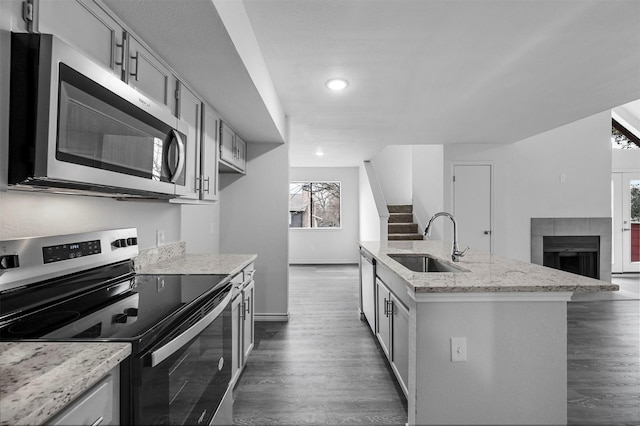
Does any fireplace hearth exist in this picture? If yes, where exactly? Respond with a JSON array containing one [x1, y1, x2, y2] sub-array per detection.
[[531, 218, 611, 282], [543, 236, 600, 279]]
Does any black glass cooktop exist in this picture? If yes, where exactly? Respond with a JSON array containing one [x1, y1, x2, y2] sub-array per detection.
[[0, 262, 228, 348]]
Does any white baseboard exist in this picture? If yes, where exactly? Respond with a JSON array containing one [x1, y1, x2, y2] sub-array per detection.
[[255, 313, 290, 322], [289, 260, 359, 265]]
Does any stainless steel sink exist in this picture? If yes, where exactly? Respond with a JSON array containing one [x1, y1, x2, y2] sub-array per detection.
[[388, 254, 467, 273]]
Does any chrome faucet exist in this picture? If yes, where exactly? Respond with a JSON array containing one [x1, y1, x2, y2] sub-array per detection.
[[423, 212, 469, 262]]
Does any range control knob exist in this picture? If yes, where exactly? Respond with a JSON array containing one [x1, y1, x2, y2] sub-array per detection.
[[125, 308, 139, 317], [113, 313, 129, 324], [0, 255, 20, 270], [126, 237, 138, 246], [112, 238, 128, 248]]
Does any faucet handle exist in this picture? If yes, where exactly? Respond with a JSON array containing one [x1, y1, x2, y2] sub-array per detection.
[[451, 246, 469, 262]]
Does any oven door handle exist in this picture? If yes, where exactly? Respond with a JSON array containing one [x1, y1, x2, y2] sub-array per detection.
[[150, 291, 231, 367]]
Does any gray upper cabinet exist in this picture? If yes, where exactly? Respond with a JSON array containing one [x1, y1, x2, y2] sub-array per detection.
[[176, 83, 202, 200], [38, 0, 175, 114], [37, 0, 125, 77], [126, 34, 177, 114], [201, 106, 220, 201], [219, 122, 247, 174]]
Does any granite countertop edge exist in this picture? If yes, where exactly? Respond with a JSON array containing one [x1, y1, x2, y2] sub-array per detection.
[[0, 342, 131, 426], [359, 240, 619, 294]]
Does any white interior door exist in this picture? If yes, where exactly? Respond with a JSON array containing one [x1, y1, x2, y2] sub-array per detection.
[[453, 164, 492, 253], [615, 172, 640, 272]]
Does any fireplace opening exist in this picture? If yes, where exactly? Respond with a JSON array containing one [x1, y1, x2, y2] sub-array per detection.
[[543, 236, 600, 279]]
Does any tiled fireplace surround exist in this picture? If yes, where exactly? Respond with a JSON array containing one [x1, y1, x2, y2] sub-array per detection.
[[531, 218, 612, 283]]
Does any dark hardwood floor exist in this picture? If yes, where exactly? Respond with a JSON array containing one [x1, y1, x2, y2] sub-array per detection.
[[232, 265, 407, 425], [567, 299, 640, 425], [233, 265, 640, 425]]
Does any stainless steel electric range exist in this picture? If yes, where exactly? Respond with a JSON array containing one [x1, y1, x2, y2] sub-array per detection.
[[0, 228, 232, 425]]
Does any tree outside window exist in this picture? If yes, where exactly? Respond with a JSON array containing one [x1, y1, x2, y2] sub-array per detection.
[[289, 182, 341, 228]]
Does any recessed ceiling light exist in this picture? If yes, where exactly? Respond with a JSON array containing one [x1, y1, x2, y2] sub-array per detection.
[[315, 148, 325, 156], [325, 78, 349, 91]]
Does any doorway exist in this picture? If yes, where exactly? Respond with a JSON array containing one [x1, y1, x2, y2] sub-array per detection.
[[452, 164, 493, 254], [612, 172, 640, 273]]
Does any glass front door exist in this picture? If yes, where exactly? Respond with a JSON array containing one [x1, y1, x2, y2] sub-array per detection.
[[612, 172, 640, 273]]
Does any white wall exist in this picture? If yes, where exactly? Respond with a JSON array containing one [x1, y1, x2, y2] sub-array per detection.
[[612, 149, 640, 172], [0, 191, 182, 249], [180, 204, 220, 253], [371, 145, 413, 205], [359, 164, 381, 242], [444, 111, 612, 262], [411, 145, 444, 239], [219, 142, 289, 320], [289, 167, 359, 264]]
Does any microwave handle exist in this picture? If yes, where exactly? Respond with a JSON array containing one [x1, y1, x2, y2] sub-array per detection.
[[168, 129, 186, 183], [150, 290, 231, 367]]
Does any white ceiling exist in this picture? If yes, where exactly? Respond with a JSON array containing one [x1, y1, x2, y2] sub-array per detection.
[[104, 0, 640, 168]]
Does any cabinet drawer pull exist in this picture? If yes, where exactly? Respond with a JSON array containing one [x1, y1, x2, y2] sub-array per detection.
[[130, 51, 140, 81], [90, 416, 104, 426]]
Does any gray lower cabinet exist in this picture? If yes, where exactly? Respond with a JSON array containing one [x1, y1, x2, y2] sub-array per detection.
[[48, 366, 120, 425], [375, 278, 409, 398], [231, 263, 255, 386]]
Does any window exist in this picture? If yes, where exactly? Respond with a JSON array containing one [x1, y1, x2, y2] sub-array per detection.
[[289, 182, 341, 228], [612, 119, 640, 150]]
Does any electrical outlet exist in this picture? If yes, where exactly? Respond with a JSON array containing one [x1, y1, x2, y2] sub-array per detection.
[[156, 229, 165, 246], [451, 337, 467, 362]]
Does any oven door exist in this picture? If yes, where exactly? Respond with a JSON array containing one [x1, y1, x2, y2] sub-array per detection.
[[134, 286, 232, 426]]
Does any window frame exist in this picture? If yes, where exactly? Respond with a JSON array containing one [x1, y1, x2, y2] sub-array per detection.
[[288, 181, 342, 230]]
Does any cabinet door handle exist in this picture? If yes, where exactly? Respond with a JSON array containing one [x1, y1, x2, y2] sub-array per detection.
[[90, 416, 105, 426], [204, 177, 210, 194], [244, 297, 251, 315], [130, 51, 140, 81], [387, 300, 394, 317], [240, 301, 246, 320]]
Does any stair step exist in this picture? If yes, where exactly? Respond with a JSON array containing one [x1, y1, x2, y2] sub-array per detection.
[[388, 233, 424, 241], [389, 213, 414, 224], [388, 205, 413, 214], [389, 223, 418, 234]]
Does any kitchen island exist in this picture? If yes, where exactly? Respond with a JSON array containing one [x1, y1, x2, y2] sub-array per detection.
[[359, 240, 617, 426]]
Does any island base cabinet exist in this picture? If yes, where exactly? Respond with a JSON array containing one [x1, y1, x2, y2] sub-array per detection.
[[376, 278, 409, 397], [409, 298, 568, 425]]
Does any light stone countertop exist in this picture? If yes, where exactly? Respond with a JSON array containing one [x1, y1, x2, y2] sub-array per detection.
[[134, 242, 257, 276], [359, 240, 619, 294], [136, 253, 257, 276], [0, 342, 131, 426]]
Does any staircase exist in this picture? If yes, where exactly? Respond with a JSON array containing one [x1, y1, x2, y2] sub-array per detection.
[[388, 205, 423, 240]]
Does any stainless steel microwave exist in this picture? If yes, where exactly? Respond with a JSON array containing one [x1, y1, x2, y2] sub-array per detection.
[[9, 33, 189, 198]]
